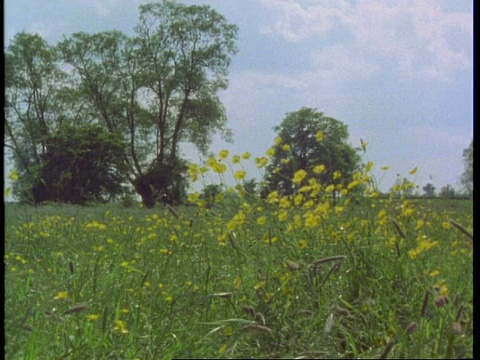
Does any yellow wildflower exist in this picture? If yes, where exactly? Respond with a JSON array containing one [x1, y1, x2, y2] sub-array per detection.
[[313, 164, 325, 174], [365, 161, 374, 172], [297, 239, 308, 249], [292, 169, 307, 184], [218, 344, 228, 354], [277, 209, 288, 222], [257, 216, 267, 225], [218, 149, 229, 160], [113, 319, 129, 334], [429, 270, 440, 277], [7, 169, 19, 181], [53, 291, 69, 300], [234, 170, 246, 180]]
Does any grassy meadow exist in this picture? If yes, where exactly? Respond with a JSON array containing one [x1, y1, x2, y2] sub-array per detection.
[[4, 154, 473, 359]]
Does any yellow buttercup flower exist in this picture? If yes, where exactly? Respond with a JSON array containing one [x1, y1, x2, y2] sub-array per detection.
[[292, 169, 307, 184], [429, 270, 440, 277], [313, 164, 325, 174], [266, 147, 275, 157], [365, 161, 374, 172], [213, 163, 227, 174], [234, 170, 246, 180], [113, 319, 129, 334], [242, 152, 251, 160], [297, 239, 308, 249], [219, 344, 228, 354], [218, 149, 229, 160], [53, 291, 69, 300], [257, 216, 267, 225], [7, 169, 19, 181]]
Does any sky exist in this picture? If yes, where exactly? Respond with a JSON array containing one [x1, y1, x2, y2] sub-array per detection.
[[4, 0, 473, 196]]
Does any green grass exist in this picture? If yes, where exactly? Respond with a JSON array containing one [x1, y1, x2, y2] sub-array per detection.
[[5, 152, 473, 359], [5, 194, 472, 359]]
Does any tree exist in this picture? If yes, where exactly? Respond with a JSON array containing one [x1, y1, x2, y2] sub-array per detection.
[[4, 32, 70, 203], [460, 139, 473, 198], [13, 124, 128, 204], [201, 184, 223, 208], [263, 107, 361, 198], [243, 179, 259, 199], [439, 184, 456, 199], [422, 183, 436, 197], [57, 1, 238, 207]]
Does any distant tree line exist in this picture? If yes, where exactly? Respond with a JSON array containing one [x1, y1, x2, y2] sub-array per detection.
[[420, 138, 472, 200]]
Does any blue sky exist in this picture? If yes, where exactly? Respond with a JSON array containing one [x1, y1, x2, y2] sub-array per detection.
[[4, 0, 473, 195]]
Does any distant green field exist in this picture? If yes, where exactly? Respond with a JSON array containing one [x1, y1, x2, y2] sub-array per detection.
[[5, 196, 472, 359]]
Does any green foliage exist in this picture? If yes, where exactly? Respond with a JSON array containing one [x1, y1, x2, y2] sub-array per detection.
[[422, 183, 436, 197], [6, 2, 238, 207], [5, 32, 69, 179], [13, 124, 128, 204], [438, 184, 457, 199], [460, 139, 473, 198], [263, 107, 361, 196], [55, 1, 238, 207], [5, 196, 473, 358], [201, 184, 224, 208], [4, 149, 473, 358]]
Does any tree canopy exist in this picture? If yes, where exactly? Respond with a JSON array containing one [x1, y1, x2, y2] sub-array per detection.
[[263, 107, 361, 197], [5, 1, 238, 207], [27, 125, 127, 204]]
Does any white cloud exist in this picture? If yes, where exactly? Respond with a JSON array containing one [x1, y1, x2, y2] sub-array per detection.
[[260, 0, 352, 41], [402, 124, 471, 150], [309, 44, 379, 80], [259, 0, 472, 81], [60, 0, 142, 18]]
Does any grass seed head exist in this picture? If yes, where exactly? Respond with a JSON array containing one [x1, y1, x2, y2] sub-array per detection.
[[242, 324, 272, 334], [64, 303, 89, 315], [242, 305, 256, 317], [405, 321, 418, 334], [451, 322, 463, 335], [254, 312, 266, 325], [334, 306, 350, 317], [378, 339, 395, 359], [434, 295, 449, 307], [286, 260, 299, 271], [421, 290, 430, 317], [392, 219, 406, 239]]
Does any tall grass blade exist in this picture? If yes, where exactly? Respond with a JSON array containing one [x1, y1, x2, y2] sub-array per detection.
[[449, 220, 473, 244]]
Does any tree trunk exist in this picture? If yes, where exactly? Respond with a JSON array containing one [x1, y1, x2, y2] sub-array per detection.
[[134, 175, 156, 208]]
